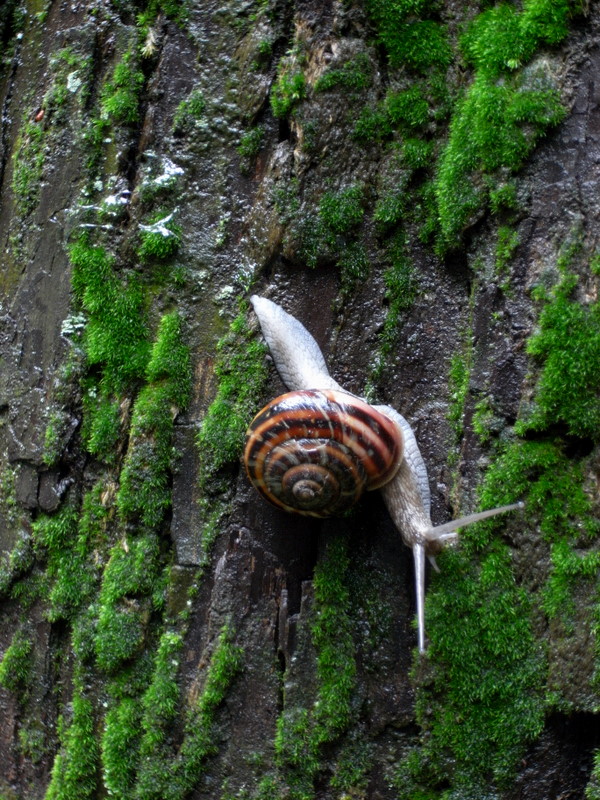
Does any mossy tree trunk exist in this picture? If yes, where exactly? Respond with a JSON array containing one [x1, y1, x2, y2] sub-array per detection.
[[1, 1, 599, 799]]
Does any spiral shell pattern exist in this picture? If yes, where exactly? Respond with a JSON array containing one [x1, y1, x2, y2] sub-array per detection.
[[243, 389, 403, 517]]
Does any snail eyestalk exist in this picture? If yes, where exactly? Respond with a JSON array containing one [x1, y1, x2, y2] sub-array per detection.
[[424, 501, 524, 542]]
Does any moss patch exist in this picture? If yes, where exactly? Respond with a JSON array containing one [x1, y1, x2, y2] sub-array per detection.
[[275, 535, 357, 799], [197, 305, 268, 492]]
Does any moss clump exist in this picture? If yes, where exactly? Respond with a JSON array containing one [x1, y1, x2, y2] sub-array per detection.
[[400, 545, 545, 797], [364, 0, 452, 72], [95, 534, 165, 673], [101, 695, 143, 798], [0, 629, 32, 695], [45, 684, 99, 800], [476, 439, 597, 553], [117, 312, 191, 527], [70, 237, 150, 393], [12, 120, 45, 216], [85, 395, 122, 462], [518, 267, 600, 441], [381, 237, 417, 347], [172, 88, 206, 134], [238, 125, 264, 174], [433, 0, 574, 251], [302, 184, 365, 269], [100, 50, 144, 125], [138, 213, 182, 263], [132, 630, 184, 799], [338, 242, 370, 298], [175, 625, 243, 796], [270, 70, 306, 118], [495, 225, 520, 275], [31, 504, 98, 623], [0, 530, 34, 598], [275, 536, 357, 799], [435, 73, 565, 250], [314, 52, 372, 93], [197, 307, 267, 491]]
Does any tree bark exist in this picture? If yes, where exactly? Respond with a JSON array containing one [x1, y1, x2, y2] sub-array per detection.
[[1, 1, 599, 799]]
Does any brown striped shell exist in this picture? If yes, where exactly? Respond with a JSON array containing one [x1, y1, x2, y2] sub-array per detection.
[[243, 389, 404, 518]]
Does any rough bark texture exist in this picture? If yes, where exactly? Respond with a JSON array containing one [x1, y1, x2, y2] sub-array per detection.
[[0, 1, 599, 799]]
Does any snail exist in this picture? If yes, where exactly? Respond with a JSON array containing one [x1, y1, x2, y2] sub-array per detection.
[[244, 295, 522, 652]]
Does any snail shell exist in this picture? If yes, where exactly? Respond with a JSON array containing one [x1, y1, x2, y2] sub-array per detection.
[[244, 389, 403, 517]]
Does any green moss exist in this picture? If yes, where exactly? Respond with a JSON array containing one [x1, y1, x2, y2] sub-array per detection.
[[238, 125, 264, 173], [434, 73, 565, 250], [542, 538, 600, 623], [275, 536, 357, 799], [45, 685, 99, 800], [238, 125, 264, 159], [338, 242, 370, 297], [12, 120, 45, 216], [117, 312, 191, 527], [401, 546, 545, 797], [461, 0, 573, 78], [433, 0, 575, 251], [95, 534, 164, 672], [311, 536, 356, 737], [172, 88, 206, 134], [102, 696, 143, 799], [364, 0, 452, 72], [85, 395, 121, 462], [19, 719, 48, 764], [145, 311, 192, 407], [518, 265, 600, 441], [0, 465, 19, 528], [0, 629, 32, 694], [270, 71, 306, 118], [197, 307, 268, 491], [138, 213, 182, 263], [402, 137, 434, 170], [495, 225, 519, 275], [302, 184, 365, 269], [0, 530, 33, 597], [100, 50, 144, 125], [176, 624, 243, 796], [352, 105, 391, 143], [472, 396, 495, 445], [314, 52, 371, 93], [587, 752, 600, 800], [489, 181, 520, 214], [70, 236, 151, 394], [382, 237, 417, 348], [329, 732, 373, 794], [386, 85, 430, 129], [133, 630, 183, 799]]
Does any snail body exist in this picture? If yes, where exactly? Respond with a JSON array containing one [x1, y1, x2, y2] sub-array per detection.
[[246, 295, 522, 651]]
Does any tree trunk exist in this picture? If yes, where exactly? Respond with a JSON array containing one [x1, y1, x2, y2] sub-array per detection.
[[1, 1, 599, 799]]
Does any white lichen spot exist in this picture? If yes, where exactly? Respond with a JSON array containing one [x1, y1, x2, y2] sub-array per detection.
[[67, 71, 82, 93], [139, 210, 178, 237], [61, 313, 87, 337]]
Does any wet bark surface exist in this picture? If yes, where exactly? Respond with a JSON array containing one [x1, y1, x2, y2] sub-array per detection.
[[0, 2, 599, 799]]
